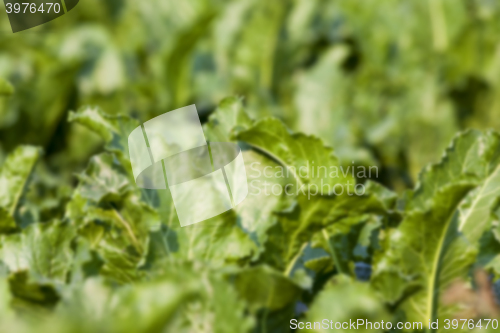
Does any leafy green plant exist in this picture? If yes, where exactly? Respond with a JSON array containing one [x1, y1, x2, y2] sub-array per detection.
[[1, 0, 500, 332], [0, 97, 498, 332]]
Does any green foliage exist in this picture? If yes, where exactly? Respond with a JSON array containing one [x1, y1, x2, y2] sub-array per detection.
[[68, 106, 139, 159], [372, 131, 500, 331], [0, 146, 41, 233], [300, 275, 389, 333], [1, 0, 500, 332]]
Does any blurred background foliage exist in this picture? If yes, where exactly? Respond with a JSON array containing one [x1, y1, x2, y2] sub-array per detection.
[[1, 0, 499, 190], [1, 0, 500, 332]]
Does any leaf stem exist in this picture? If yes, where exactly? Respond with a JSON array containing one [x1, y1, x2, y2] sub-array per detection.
[[246, 145, 305, 188], [284, 242, 308, 277], [322, 229, 345, 275], [112, 208, 142, 253]]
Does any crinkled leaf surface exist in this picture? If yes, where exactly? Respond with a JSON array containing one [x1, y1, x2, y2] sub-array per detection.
[[0, 221, 75, 283], [67, 153, 156, 283], [0, 146, 41, 231], [68, 106, 139, 159], [372, 130, 500, 331]]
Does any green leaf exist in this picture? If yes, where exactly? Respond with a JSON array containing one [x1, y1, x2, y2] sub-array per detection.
[[212, 0, 285, 96], [235, 117, 353, 189], [478, 205, 500, 277], [203, 98, 294, 257], [70, 200, 152, 283], [478, 228, 500, 277], [49, 268, 253, 333], [75, 153, 131, 203], [0, 146, 41, 225], [68, 106, 139, 159], [269, 195, 341, 272], [317, 215, 381, 275], [267, 181, 396, 274], [206, 101, 397, 278], [67, 153, 157, 283], [233, 114, 366, 267], [407, 130, 500, 213], [293, 46, 367, 163], [147, 191, 258, 268], [0, 221, 75, 283], [372, 130, 500, 331], [0, 275, 14, 320], [203, 96, 252, 142]]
